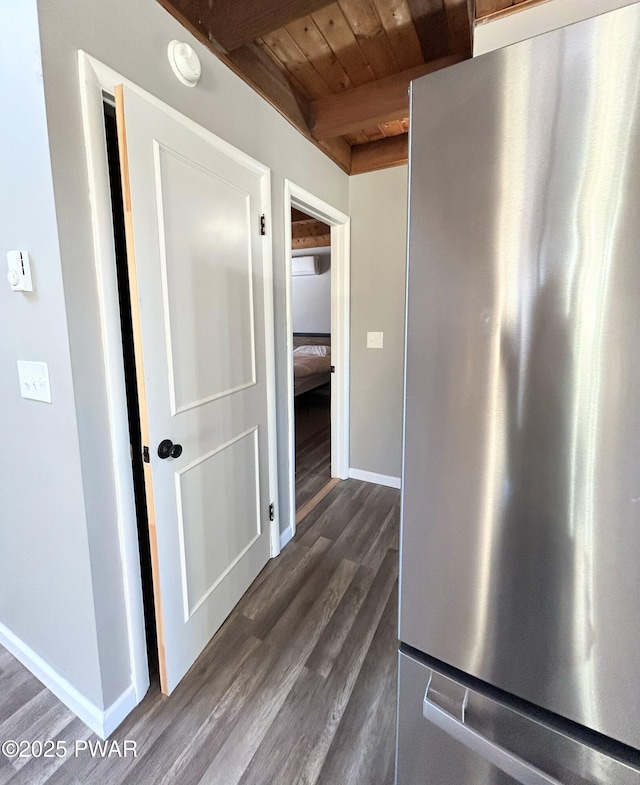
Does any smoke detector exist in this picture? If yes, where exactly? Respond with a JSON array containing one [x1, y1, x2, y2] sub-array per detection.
[[167, 40, 201, 87]]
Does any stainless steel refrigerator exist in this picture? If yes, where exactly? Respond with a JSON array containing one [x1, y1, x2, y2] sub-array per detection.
[[397, 3, 640, 782]]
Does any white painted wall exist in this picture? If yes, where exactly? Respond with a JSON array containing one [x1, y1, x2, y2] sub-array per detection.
[[292, 257, 331, 334], [0, 0, 105, 708], [349, 166, 408, 481], [2, 0, 348, 728], [474, 0, 640, 55]]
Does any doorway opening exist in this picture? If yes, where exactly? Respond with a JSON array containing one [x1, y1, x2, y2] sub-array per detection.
[[103, 100, 159, 681], [291, 207, 333, 516], [283, 182, 350, 545]]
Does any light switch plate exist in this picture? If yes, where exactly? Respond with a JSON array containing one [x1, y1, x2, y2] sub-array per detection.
[[367, 331, 384, 349], [17, 361, 52, 403]]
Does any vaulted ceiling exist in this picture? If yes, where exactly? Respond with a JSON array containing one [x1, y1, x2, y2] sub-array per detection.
[[157, 0, 540, 174]]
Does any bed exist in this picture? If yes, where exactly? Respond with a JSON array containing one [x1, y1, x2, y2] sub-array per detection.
[[293, 333, 331, 396]]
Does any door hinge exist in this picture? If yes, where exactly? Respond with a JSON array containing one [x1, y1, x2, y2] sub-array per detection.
[[269, 502, 275, 521], [331, 365, 335, 373], [260, 214, 266, 236], [142, 445, 150, 464]]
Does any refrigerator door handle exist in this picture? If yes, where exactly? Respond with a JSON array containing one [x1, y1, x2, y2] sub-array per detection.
[[423, 688, 564, 785]]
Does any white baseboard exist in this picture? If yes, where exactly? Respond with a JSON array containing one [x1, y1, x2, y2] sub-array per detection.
[[348, 468, 402, 489], [101, 684, 138, 738], [0, 620, 137, 739], [279, 525, 294, 551]]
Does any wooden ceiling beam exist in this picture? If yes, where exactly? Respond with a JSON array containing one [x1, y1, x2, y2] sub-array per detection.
[[156, 0, 475, 175], [292, 218, 331, 238], [157, 0, 357, 173], [226, 43, 314, 131], [317, 137, 353, 172], [158, 2, 313, 130], [158, 2, 313, 131], [406, 0, 452, 60], [175, 0, 340, 52], [292, 234, 331, 249], [350, 135, 409, 174], [310, 54, 464, 140], [443, 0, 474, 55]]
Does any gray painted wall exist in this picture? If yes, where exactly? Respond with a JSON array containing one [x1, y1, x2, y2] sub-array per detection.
[[0, 0, 104, 706], [24, 0, 348, 711], [292, 259, 332, 334], [349, 167, 408, 479]]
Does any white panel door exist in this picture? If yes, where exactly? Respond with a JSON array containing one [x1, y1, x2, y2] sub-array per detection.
[[115, 85, 275, 694]]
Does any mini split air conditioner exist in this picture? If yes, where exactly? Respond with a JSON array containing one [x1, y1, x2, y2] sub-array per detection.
[[291, 256, 320, 276]]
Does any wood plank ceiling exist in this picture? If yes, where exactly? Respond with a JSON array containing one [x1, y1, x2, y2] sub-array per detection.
[[291, 208, 331, 250], [476, 0, 542, 22], [157, 0, 542, 174]]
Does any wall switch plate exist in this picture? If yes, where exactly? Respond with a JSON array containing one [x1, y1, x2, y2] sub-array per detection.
[[7, 251, 33, 292], [17, 361, 51, 403], [367, 331, 384, 349]]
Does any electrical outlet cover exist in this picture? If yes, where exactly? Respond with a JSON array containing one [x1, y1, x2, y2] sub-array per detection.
[[367, 331, 384, 349]]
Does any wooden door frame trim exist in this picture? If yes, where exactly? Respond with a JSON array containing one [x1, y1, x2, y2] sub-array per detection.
[[283, 181, 350, 548], [78, 52, 148, 708], [78, 52, 281, 707]]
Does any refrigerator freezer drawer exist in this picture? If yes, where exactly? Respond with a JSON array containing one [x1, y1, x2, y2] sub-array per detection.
[[396, 650, 640, 785]]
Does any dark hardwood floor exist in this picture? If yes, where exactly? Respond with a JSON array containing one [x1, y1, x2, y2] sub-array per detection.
[[295, 391, 331, 508], [0, 479, 400, 785]]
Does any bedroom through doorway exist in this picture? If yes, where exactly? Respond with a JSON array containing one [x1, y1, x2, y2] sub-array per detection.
[[291, 207, 334, 515], [283, 180, 349, 545]]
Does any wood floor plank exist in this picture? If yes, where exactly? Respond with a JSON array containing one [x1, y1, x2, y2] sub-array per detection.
[[295, 398, 331, 509], [0, 702, 77, 780], [0, 669, 44, 727], [304, 563, 375, 678], [0, 691, 64, 784], [296, 477, 340, 525], [3, 715, 89, 785], [315, 581, 399, 785], [293, 480, 348, 540], [361, 500, 401, 571], [182, 555, 354, 785], [235, 666, 326, 785], [233, 540, 306, 617], [116, 637, 264, 785], [293, 553, 399, 784], [311, 549, 398, 688], [296, 422, 330, 460], [229, 547, 399, 785], [248, 541, 354, 642], [235, 539, 305, 612], [160, 638, 288, 785], [0, 479, 401, 785], [239, 535, 332, 625], [320, 484, 398, 565], [297, 480, 378, 547], [196, 558, 359, 785], [0, 687, 58, 747], [0, 652, 30, 683]]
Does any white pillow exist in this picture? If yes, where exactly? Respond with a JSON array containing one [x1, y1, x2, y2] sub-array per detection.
[[293, 344, 330, 356]]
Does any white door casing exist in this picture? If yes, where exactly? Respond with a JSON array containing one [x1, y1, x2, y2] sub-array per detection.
[[115, 84, 276, 694], [282, 181, 350, 547]]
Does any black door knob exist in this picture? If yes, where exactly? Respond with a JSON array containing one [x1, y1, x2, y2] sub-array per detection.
[[157, 439, 183, 459]]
